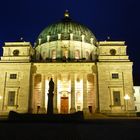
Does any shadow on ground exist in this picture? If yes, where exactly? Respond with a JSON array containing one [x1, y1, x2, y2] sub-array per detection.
[[0, 111, 140, 140], [8, 111, 84, 122]]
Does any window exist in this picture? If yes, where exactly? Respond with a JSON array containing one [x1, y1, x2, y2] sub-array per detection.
[[113, 91, 121, 106], [51, 50, 56, 59], [13, 49, 19, 56], [112, 73, 119, 79], [10, 74, 17, 79], [63, 50, 68, 59], [110, 49, 116, 55], [75, 50, 80, 59], [8, 91, 15, 106]]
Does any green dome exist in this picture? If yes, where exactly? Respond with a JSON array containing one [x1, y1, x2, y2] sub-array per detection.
[[36, 12, 97, 45]]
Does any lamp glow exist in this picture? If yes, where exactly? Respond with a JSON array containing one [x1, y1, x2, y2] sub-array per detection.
[[0, 96, 2, 99], [124, 94, 130, 100], [124, 94, 130, 111]]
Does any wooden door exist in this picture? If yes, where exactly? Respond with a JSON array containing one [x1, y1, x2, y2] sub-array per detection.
[[61, 97, 68, 114]]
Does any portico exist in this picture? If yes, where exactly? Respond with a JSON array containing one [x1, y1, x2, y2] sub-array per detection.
[[31, 63, 97, 115]]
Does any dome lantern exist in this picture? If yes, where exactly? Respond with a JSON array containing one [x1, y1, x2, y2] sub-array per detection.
[[64, 10, 69, 18]]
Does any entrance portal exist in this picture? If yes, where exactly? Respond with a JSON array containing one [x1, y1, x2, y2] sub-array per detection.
[[61, 97, 69, 114]]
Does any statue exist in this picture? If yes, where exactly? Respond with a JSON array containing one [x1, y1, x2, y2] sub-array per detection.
[[47, 78, 54, 115], [49, 78, 54, 93]]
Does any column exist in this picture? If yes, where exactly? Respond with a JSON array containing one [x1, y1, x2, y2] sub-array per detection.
[[53, 75, 58, 113], [83, 73, 89, 113], [29, 74, 35, 113], [70, 73, 76, 113], [40, 74, 46, 113], [94, 74, 98, 113], [57, 40, 61, 58]]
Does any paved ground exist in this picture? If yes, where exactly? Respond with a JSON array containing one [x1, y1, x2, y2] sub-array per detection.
[[0, 119, 140, 140]]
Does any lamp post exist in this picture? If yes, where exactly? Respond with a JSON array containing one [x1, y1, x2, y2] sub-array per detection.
[[124, 94, 130, 111]]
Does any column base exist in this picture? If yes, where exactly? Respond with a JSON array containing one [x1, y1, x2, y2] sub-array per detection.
[[70, 108, 76, 113], [53, 108, 58, 114]]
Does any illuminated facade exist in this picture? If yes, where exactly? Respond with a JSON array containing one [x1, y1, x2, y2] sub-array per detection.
[[0, 11, 136, 118], [134, 86, 140, 112]]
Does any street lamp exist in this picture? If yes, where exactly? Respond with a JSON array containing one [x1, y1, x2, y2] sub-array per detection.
[[124, 94, 130, 111]]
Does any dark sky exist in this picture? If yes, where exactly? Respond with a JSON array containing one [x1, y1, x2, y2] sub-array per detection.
[[0, 0, 140, 85]]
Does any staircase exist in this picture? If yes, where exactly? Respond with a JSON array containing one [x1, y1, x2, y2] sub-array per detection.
[[84, 113, 108, 119]]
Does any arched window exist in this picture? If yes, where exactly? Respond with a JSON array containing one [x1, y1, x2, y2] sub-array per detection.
[[75, 50, 80, 59], [62, 50, 68, 59], [51, 50, 56, 59]]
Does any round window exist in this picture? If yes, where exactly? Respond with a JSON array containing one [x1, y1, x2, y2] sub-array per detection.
[[13, 49, 19, 56], [110, 49, 116, 55]]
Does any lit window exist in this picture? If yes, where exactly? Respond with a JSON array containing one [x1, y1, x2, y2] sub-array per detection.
[[113, 91, 121, 106], [8, 91, 15, 106], [112, 73, 119, 79], [51, 50, 56, 59], [75, 50, 80, 59], [63, 50, 68, 59], [10, 74, 17, 79]]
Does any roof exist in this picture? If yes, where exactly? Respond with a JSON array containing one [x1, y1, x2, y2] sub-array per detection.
[[35, 11, 97, 46]]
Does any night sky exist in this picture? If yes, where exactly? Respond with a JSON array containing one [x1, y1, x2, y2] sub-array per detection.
[[0, 0, 140, 85]]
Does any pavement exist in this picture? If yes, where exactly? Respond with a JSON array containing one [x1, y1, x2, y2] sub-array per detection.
[[0, 118, 140, 140], [0, 112, 140, 140]]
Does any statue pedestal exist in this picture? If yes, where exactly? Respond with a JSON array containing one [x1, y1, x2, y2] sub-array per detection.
[[47, 78, 55, 115], [47, 93, 54, 115]]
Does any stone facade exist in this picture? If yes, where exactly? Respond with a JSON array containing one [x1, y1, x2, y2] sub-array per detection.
[[0, 13, 136, 117], [134, 86, 140, 112], [0, 41, 135, 117]]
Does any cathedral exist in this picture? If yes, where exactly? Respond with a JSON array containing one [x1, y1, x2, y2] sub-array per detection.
[[0, 11, 136, 118]]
